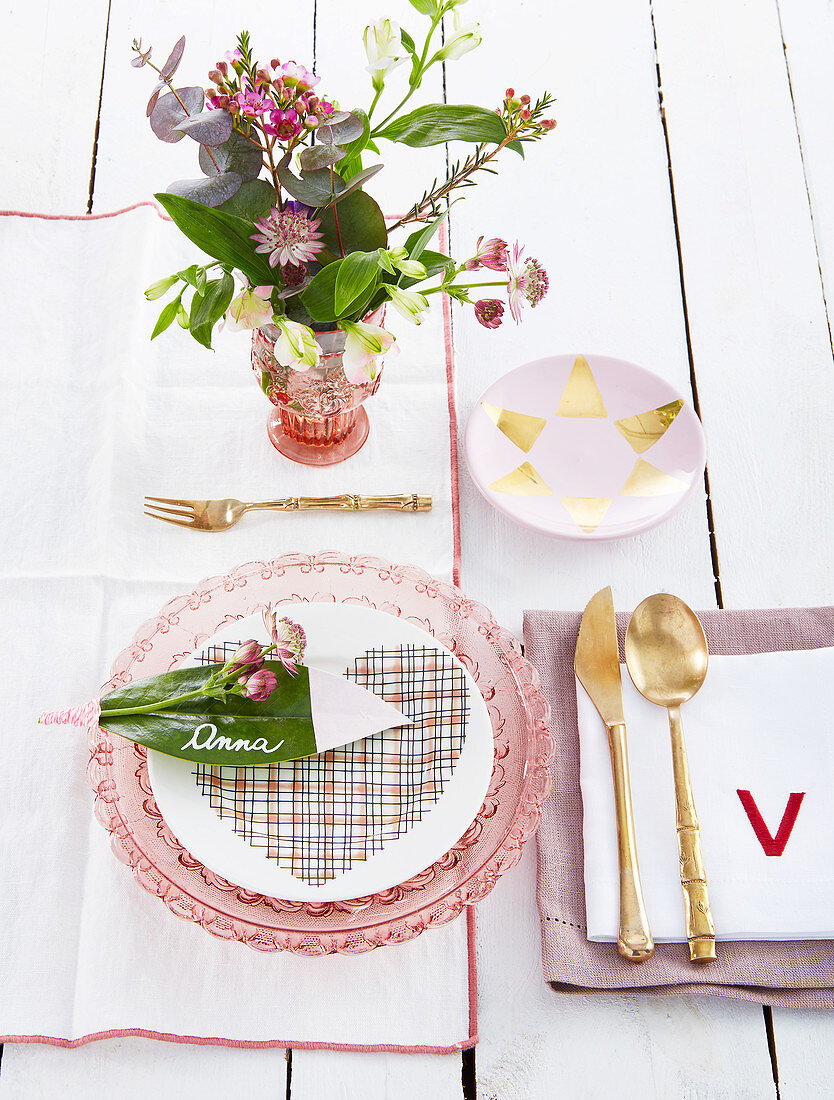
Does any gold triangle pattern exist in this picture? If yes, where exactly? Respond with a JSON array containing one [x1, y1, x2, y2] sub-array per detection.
[[614, 399, 684, 454], [560, 496, 613, 533], [555, 356, 607, 419], [489, 462, 553, 496], [621, 459, 688, 497], [481, 403, 547, 453]]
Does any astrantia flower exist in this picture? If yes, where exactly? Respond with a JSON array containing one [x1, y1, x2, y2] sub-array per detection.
[[239, 668, 278, 701], [388, 286, 430, 325], [364, 19, 407, 90], [225, 285, 274, 331], [474, 299, 505, 329], [464, 236, 508, 272], [226, 639, 265, 675], [263, 610, 307, 676], [341, 320, 397, 383], [250, 205, 324, 268], [272, 317, 320, 371], [234, 88, 272, 117], [505, 243, 549, 323]]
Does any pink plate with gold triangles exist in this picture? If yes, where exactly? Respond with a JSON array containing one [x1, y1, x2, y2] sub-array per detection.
[[464, 353, 707, 541]]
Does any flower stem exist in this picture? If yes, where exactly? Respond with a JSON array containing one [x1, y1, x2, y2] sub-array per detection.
[[100, 688, 209, 719], [370, 12, 443, 137], [423, 280, 507, 295]]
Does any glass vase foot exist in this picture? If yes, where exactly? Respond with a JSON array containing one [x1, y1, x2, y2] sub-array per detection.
[[266, 406, 370, 466]]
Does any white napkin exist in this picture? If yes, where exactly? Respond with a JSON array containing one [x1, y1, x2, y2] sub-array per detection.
[[0, 207, 471, 1050], [578, 645, 834, 942]]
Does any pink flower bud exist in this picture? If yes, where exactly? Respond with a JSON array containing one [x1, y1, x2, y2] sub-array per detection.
[[541, 118, 557, 131], [256, 68, 271, 83], [270, 58, 281, 70], [208, 69, 223, 84], [505, 87, 515, 98], [474, 299, 505, 330], [520, 94, 530, 105], [217, 60, 228, 77], [227, 639, 264, 674], [239, 668, 278, 702], [465, 236, 509, 272], [520, 108, 531, 121]]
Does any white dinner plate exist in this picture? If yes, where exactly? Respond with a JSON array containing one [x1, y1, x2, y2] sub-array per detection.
[[147, 603, 494, 902]]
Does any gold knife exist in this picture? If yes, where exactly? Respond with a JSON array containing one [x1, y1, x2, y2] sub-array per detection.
[[575, 587, 655, 962]]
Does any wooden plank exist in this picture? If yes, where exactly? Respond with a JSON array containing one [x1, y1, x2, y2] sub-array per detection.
[[290, 2, 463, 1093], [92, 0, 314, 210], [744, 0, 834, 1082], [1, 1, 109, 212], [652, 0, 834, 611], [444, 0, 774, 1095], [0, 1040, 290, 1098]]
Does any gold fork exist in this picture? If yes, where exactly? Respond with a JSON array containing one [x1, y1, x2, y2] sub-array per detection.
[[144, 493, 432, 531]]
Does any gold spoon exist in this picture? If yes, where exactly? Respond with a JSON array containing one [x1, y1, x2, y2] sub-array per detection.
[[624, 593, 716, 963]]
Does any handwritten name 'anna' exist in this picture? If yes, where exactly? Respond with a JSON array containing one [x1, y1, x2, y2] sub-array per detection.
[[182, 723, 286, 756]]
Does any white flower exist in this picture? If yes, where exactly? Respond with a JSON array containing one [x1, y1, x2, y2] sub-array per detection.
[[225, 286, 274, 331], [364, 19, 407, 89], [341, 320, 397, 382], [434, 12, 481, 61], [273, 318, 321, 371], [144, 275, 178, 301], [385, 246, 427, 280], [388, 286, 430, 325]]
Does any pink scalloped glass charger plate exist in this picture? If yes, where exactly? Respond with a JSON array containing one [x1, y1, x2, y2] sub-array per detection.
[[88, 553, 553, 955]]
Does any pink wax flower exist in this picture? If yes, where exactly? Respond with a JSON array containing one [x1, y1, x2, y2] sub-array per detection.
[[234, 88, 272, 117], [464, 236, 508, 272], [505, 242, 549, 323], [263, 609, 307, 676], [280, 61, 319, 92], [474, 299, 505, 329], [239, 668, 278, 701], [263, 107, 303, 139], [251, 204, 325, 268]]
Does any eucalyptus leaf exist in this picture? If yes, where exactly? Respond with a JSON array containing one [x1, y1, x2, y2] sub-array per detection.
[[199, 130, 262, 180], [167, 172, 243, 207], [175, 108, 234, 147], [160, 35, 185, 80], [377, 103, 506, 147], [334, 251, 380, 315], [146, 82, 164, 118], [217, 179, 276, 221], [298, 142, 346, 171], [323, 163, 383, 209], [99, 662, 317, 766], [149, 87, 204, 143], [276, 152, 345, 207], [155, 192, 276, 287], [317, 111, 365, 146]]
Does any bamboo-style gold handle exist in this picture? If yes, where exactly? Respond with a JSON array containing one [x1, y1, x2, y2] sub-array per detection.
[[607, 723, 655, 961], [668, 705, 716, 962], [294, 494, 431, 512]]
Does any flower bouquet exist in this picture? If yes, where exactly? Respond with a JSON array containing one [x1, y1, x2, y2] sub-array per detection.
[[135, 2, 555, 463]]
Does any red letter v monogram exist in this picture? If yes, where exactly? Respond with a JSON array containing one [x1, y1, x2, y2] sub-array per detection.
[[737, 790, 805, 856]]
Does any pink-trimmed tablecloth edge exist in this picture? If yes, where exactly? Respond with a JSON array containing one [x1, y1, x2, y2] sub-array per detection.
[[0, 204, 477, 1053]]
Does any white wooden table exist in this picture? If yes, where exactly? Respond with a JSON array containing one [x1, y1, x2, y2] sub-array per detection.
[[4, 0, 834, 1094]]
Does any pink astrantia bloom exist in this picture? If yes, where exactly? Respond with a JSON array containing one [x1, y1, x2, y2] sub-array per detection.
[[464, 236, 508, 272], [226, 639, 265, 674], [250, 204, 324, 268], [505, 242, 549, 323], [263, 610, 307, 676], [234, 88, 272, 116], [239, 668, 278, 701], [474, 299, 505, 329], [225, 285, 274, 331]]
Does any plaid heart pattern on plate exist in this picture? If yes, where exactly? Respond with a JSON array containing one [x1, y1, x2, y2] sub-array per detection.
[[192, 643, 470, 885]]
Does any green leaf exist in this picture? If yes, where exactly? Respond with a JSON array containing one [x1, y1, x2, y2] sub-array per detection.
[[406, 247, 453, 283], [155, 192, 276, 287], [217, 179, 276, 222], [151, 296, 181, 339], [189, 272, 235, 348], [334, 251, 380, 315], [404, 208, 449, 262], [408, 0, 438, 14], [301, 261, 379, 323], [317, 190, 388, 263], [507, 138, 525, 157], [100, 662, 317, 765], [377, 104, 506, 147], [400, 28, 417, 54]]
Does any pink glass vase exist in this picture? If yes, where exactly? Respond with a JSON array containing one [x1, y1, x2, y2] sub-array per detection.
[[252, 325, 383, 466]]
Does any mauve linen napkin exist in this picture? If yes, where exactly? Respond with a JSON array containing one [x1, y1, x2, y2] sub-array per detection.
[[523, 606, 834, 1007]]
